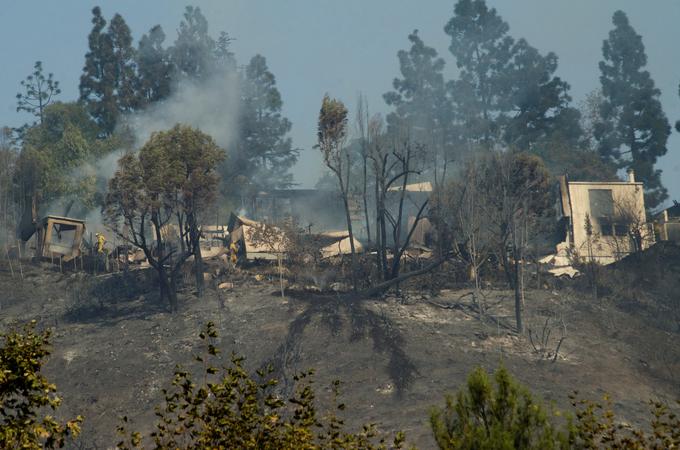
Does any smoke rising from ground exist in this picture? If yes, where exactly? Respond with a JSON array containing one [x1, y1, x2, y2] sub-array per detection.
[[45, 68, 241, 235], [125, 68, 241, 152]]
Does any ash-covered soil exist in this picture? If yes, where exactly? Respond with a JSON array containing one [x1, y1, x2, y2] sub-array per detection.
[[1, 261, 678, 449]]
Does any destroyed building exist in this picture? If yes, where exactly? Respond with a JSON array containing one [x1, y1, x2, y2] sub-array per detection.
[[227, 213, 363, 261], [242, 189, 348, 233], [25, 215, 86, 261], [556, 170, 652, 265]]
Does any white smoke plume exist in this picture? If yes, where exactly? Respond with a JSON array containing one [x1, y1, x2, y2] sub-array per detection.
[[126, 68, 241, 151], [45, 68, 241, 237]]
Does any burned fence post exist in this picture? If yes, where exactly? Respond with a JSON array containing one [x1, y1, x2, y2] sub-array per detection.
[[4, 244, 14, 278], [16, 239, 24, 280]]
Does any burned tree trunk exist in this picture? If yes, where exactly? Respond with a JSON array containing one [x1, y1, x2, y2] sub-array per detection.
[[187, 211, 205, 297]]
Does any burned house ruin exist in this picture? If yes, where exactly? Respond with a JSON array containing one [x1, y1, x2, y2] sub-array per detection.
[[556, 170, 652, 265], [26, 215, 86, 261]]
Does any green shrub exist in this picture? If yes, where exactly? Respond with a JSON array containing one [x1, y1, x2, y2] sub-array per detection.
[[431, 366, 680, 450], [430, 366, 567, 449], [0, 321, 82, 449], [116, 322, 408, 449], [568, 393, 680, 449]]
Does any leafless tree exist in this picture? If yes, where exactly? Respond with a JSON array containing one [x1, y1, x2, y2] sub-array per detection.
[[439, 158, 494, 315], [479, 152, 551, 333], [367, 118, 428, 282], [610, 194, 652, 256], [356, 93, 372, 244], [246, 221, 290, 298], [317, 94, 358, 292]]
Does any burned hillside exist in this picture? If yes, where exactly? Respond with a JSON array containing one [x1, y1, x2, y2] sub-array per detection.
[[2, 0, 680, 448]]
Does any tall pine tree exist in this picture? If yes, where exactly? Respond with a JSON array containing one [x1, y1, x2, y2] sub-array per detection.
[[444, 0, 514, 149], [445, 0, 581, 152], [595, 10, 671, 209], [135, 25, 173, 108], [171, 6, 217, 81], [79, 8, 137, 135], [234, 55, 298, 190], [384, 30, 456, 157], [503, 38, 581, 150]]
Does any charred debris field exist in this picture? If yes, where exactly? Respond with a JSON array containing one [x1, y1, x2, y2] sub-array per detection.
[[1, 250, 678, 448]]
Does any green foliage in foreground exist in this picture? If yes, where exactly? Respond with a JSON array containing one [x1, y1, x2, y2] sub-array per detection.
[[116, 322, 407, 449], [0, 321, 82, 449], [431, 365, 680, 449], [2, 320, 679, 449], [431, 366, 567, 449]]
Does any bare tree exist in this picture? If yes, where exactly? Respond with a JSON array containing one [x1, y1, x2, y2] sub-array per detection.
[[368, 118, 429, 282], [356, 93, 372, 244], [317, 94, 358, 292], [0, 128, 17, 245], [480, 152, 551, 333], [246, 221, 290, 298], [610, 194, 652, 256], [439, 158, 494, 315], [583, 213, 600, 300]]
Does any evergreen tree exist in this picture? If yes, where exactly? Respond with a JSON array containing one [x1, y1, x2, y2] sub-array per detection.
[[445, 0, 581, 153], [171, 6, 217, 80], [384, 30, 452, 144], [15, 61, 61, 126], [384, 30, 459, 177], [503, 38, 581, 150], [595, 10, 671, 209], [444, 0, 514, 148], [135, 25, 173, 107], [79, 8, 137, 135], [79, 7, 112, 133], [235, 55, 298, 190], [108, 14, 137, 113], [15, 102, 118, 220]]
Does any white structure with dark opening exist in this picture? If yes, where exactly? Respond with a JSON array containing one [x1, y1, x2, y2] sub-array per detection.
[[557, 171, 652, 265]]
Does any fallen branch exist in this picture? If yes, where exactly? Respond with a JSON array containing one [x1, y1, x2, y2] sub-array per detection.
[[361, 257, 448, 298], [425, 299, 465, 311]]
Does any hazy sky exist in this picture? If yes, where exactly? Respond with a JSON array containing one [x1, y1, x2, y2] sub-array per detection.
[[2, 1, 679, 205]]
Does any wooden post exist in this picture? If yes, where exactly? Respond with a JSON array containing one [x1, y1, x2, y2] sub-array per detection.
[[16, 240, 24, 280], [4, 244, 14, 278], [115, 239, 120, 272], [59, 255, 63, 273], [278, 253, 285, 299]]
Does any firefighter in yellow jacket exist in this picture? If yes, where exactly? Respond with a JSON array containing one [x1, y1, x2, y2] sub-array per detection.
[[95, 232, 106, 254], [229, 240, 240, 268]]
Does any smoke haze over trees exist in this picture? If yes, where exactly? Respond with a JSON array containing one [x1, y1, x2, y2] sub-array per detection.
[[0, 0, 678, 246]]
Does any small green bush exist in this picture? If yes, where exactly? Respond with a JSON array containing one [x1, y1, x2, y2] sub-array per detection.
[[431, 366, 680, 450], [430, 366, 567, 449], [0, 321, 82, 449]]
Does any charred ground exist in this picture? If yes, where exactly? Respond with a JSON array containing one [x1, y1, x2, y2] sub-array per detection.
[[1, 247, 679, 449]]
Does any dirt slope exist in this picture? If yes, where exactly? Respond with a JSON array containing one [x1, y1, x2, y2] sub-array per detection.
[[0, 261, 678, 449]]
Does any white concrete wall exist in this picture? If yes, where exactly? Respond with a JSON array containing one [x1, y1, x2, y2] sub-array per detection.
[[567, 181, 649, 264]]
